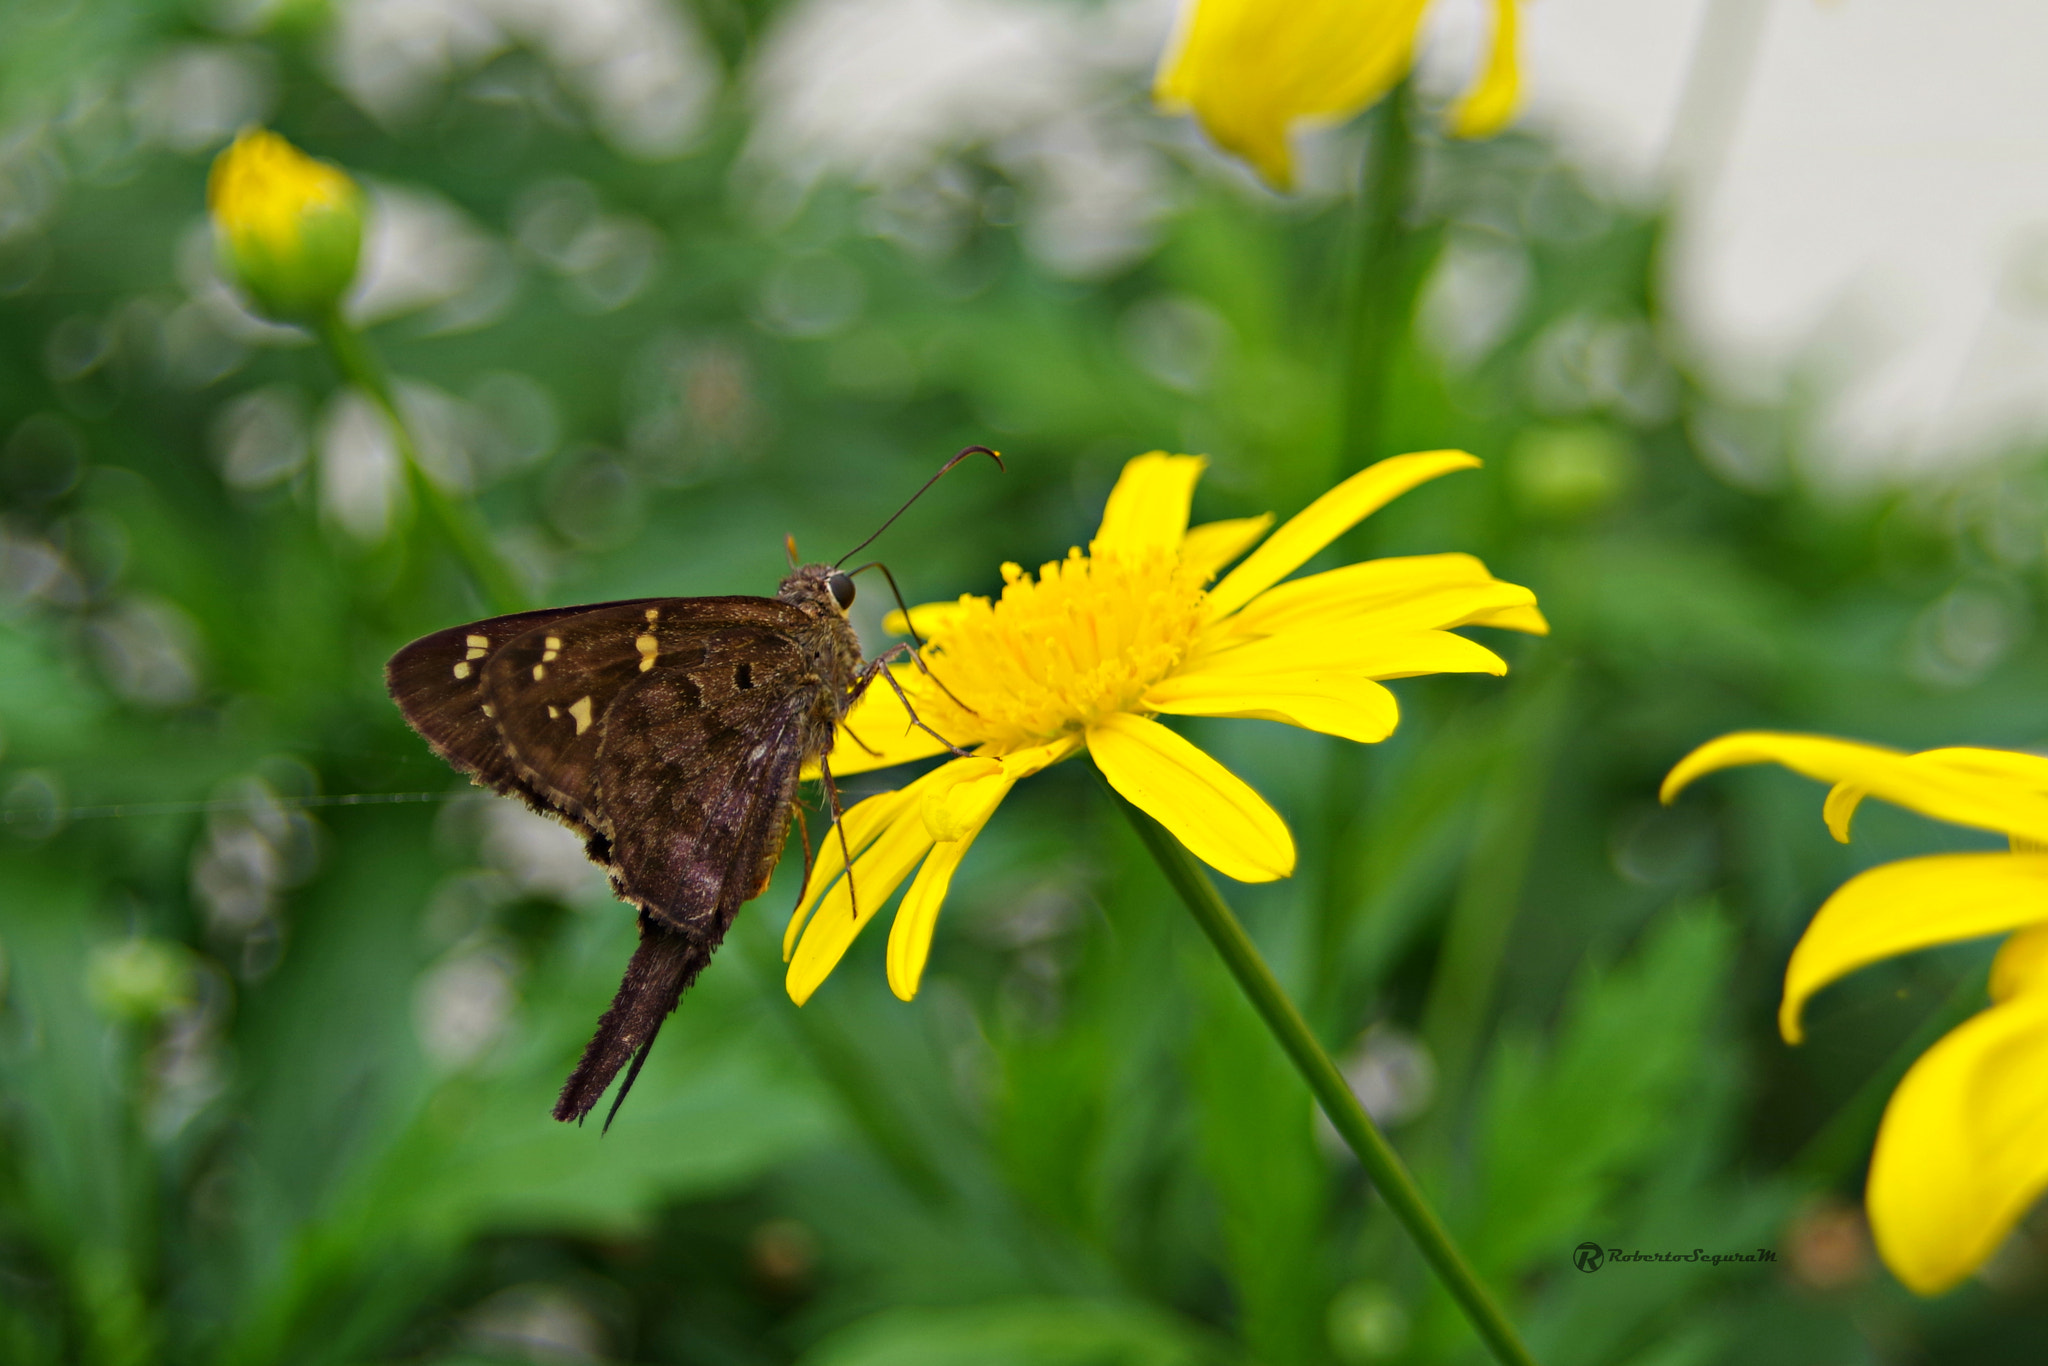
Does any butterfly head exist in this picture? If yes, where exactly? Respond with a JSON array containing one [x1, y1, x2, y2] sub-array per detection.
[[779, 562, 857, 617]]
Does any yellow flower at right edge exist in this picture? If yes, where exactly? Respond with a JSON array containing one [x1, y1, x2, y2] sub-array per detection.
[[1664, 732, 2048, 1294], [785, 449, 1546, 1005], [1154, 0, 1521, 190]]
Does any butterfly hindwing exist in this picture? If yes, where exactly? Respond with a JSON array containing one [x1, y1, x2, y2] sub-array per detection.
[[592, 625, 828, 932]]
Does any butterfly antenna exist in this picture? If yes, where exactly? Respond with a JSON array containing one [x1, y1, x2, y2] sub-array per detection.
[[835, 445, 1002, 567]]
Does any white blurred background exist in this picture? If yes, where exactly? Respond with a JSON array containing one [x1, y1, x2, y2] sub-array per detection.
[[152, 0, 2048, 480]]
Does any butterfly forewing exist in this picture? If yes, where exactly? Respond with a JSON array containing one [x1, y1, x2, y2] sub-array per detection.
[[480, 598, 818, 834], [385, 600, 661, 837]]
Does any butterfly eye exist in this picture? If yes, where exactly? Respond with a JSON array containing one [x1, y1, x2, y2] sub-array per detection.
[[827, 571, 856, 610]]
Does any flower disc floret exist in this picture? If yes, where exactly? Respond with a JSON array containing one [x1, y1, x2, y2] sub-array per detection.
[[906, 545, 1211, 749]]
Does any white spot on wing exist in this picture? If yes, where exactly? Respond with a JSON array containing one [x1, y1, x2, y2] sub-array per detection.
[[547, 705, 560, 718], [466, 635, 489, 648], [636, 632, 658, 672], [645, 608, 659, 622], [532, 663, 546, 680], [452, 661, 471, 679], [569, 695, 594, 734]]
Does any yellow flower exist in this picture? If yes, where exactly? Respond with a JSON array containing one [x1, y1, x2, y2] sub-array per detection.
[[1665, 732, 2048, 1294], [1154, 0, 1521, 190], [207, 129, 364, 323], [785, 450, 1545, 1005]]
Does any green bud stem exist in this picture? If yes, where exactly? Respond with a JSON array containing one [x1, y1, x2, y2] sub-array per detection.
[[1108, 785, 1540, 1366], [314, 312, 527, 616]]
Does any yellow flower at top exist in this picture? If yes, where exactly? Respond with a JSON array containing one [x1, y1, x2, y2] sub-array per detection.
[[208, 129, 364, 323], [1154, 0, 1521, 190], [786, 450, 1545, 1005], [1665, 732, 2048, 1295]]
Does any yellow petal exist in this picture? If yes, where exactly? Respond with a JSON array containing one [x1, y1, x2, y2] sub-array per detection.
[[1206, 451, 1481, 621], [1778, 853, 2048, 1043], [1219, 552, 1490, 626], [1990, 922, 2048, 1004], [1822, 747, 2048, 841], [1216, 551, 1538, 640], [882, 599, 975, 639], [920, 731, 1081, 841], [809, 667, 954, 779], [1179, 514, 1274, 580], [1217, 574, 1537, 644], [1465, 601, 1549, 634], [1197, 627, 1508, 680], [785, 800, 938, 1005], [1086, 712, 1295, 881], [1662, 733, 2048, 845], [1093, 452, 1207, 557], [888, 736, 1075, 999], [1447, 0, 1520, 139], [1147, 671, 1400, 744], [920, 757, 1010, 842], [1866, 988, 2048, 1294], [782, 781, 923, 960], [887, 827, 985, 1002], [1820, 781, 1865, 843], [1154, 0, 1432, 190]]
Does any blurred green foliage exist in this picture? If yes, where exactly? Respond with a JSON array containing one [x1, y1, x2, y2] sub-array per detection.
[[5, 2, 2048, 1364]]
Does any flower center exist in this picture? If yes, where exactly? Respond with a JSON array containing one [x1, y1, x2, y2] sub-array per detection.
[[902, 542, 1210, 750]]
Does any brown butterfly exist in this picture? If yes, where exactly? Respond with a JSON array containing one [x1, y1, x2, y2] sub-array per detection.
[[386, 448, 998, 1126]]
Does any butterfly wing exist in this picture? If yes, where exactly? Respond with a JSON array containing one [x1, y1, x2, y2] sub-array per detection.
[[385, 599, 661, 848], [552, 631, 831, 1124], [477, 598, 801, 835], [391, 594, 856, 1127]]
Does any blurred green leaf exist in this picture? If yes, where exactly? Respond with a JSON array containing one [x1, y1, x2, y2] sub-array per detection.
[[796, 1297, 1221, 1366]]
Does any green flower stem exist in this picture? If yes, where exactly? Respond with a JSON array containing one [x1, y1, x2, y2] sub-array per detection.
[[314, 311, 526, 616], [1109, 790, 1539, 1366]]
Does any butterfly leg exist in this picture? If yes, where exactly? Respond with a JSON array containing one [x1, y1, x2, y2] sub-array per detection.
[[850, 651, 974, 758], [818, 751, 861, 922], [857, 561, 981, 717], [840, 719, 885, 758], [787, 801, 817, 918]]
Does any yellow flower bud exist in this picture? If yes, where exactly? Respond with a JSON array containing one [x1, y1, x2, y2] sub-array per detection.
[[208, 129, 363, 323]]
